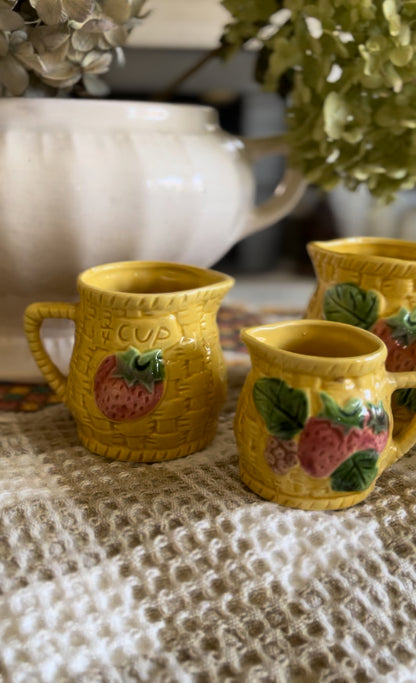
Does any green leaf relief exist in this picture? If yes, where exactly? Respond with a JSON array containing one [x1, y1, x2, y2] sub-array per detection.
[[395, 388, 416, 413], [115, 347, 165, 392], [366, 400, 389, 433], [323, 283, 379, 330], [318, 392, 366, 430], [253, 377, 308, 440], [385, 307, 416, 346], [330, 449, 379, 492]]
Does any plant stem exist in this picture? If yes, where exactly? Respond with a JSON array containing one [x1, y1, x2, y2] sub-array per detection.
[[153, 47, 223, 101]]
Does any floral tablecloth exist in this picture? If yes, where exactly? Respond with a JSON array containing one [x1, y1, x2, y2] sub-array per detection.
[[1, 304, 416, 683]]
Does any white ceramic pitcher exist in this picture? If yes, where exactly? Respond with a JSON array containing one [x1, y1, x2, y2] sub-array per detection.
[[0, 98, 305, 381]]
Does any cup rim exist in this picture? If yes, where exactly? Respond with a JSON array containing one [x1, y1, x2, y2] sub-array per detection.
[[241, 319, 386, 377], [307, 236, 416, 276], [0, 97, 219, 132], [77, 260, 234, 299]]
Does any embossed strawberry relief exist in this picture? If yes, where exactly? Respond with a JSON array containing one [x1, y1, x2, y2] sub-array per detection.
[[253, 378, 389, 493], [323, 282, 416, 413], [94, 347, 165, 421]]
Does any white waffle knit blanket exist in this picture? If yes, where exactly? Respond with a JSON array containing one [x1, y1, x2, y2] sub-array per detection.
[[1, 364, 416, 683]]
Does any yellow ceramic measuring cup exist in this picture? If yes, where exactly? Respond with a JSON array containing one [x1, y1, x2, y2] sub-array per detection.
[[234, 319, 416, 510], [24, 261, 234, 462]]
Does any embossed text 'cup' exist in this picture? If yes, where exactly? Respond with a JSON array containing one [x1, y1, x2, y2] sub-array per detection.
[[234, 319, 416, 510], [24, 261, 234, 462]]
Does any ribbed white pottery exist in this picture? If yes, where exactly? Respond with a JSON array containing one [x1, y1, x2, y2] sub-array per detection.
[[0, 98, 305, 381]]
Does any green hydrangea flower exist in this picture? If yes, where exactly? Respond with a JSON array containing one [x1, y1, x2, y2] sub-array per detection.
[[221, 0, 416, 202]]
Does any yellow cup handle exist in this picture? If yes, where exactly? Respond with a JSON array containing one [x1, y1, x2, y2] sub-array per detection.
[[387, 370, 416, 460], [24, 302, 77, 401]]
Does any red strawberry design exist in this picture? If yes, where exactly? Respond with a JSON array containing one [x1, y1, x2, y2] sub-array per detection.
[[253, 379, 389, 487], [388, 345, 416, 372], [297, 417, 350, 478], [371, 319, 403, 358], [346, 426, 388, 456], [297, 399, 389, 479], [94, 346, 165, 421], [371, 309, 416, 372]]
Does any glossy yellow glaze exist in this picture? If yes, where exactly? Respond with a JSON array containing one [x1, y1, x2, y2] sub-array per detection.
[[234, 320, 416, 510], [306, 236, 416, 440], [24, 261, 234, 462], [306, 237, 416, 320]]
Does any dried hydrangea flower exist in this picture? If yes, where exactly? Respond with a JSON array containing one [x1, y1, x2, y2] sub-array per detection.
[[0, 1, 29, 95], [0, 0, 147, 96]]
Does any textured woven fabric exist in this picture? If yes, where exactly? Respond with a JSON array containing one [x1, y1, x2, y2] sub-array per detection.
[[1, 362, 416, 682]]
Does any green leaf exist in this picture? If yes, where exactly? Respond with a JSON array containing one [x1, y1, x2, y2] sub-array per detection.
[[222, 0, 279, 23], [268, 37, 303, 79], [323, 283, 380, 329], [385, 307, 416, 345], [366, 401, 390, 433], [115, 346, 165, 392], [318, 392, 366, 430], [253, 377, 308, 439], [331, 449, 379, 492], [395, 387, 416, 412]]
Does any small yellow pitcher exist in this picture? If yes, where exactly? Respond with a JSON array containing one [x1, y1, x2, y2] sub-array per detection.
[[24, 261, 234, 462], [234, 319, 416, 510], [306, 237, 416, 439]]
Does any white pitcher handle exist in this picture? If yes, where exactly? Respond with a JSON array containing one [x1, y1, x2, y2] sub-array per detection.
[[242, 136, 307, 239]]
